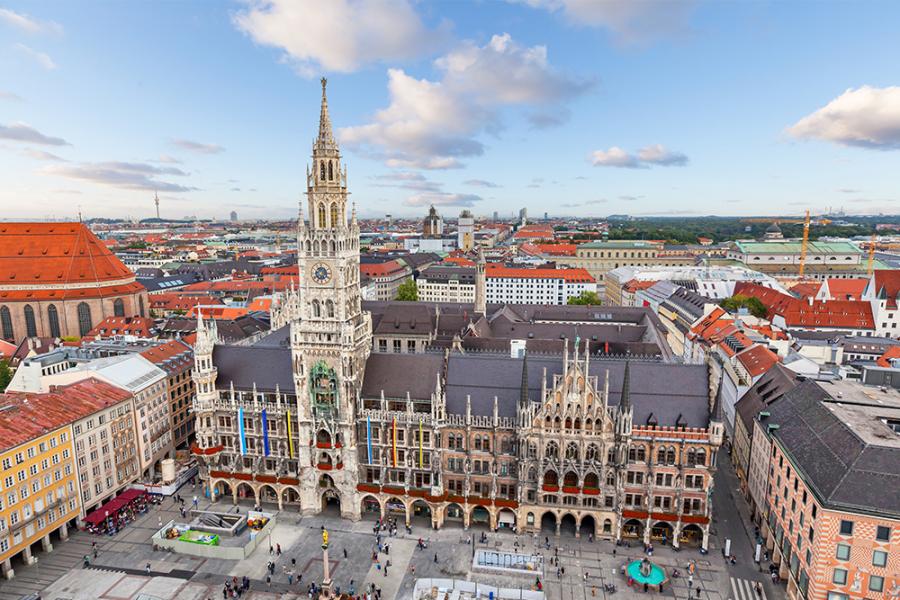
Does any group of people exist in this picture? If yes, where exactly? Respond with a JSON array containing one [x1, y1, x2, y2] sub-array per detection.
[[86, 492, 156, 536], [222, 576, 251, 598]]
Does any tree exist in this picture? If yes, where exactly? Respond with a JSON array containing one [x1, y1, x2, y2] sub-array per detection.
[[720, 294, 767, 319], [396, 278, 419, 301], [568, 291, 601, 306], [0, 359, 12, 393]]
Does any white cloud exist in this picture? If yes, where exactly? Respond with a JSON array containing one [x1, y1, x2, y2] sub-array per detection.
[[340, 33, 589, 169], [23, 148, 66, 161], [232, 0, 444, 75], [464, 179, 500, 188], [157, 154, 183, 164], [0, 122, 69, 145], [171, 138, 225, 154], [787, 86, 900, 150], [512, 0, 696, 43], [0, 8, 63, 34], [637, 143, 688, 166], [404, 192, 482, 208], [0, 90, 23, 102], [372, 171, 442, 192], [14, 43, 57, 70], [591, 144, 688, 168], [43, 161, 197, 193]]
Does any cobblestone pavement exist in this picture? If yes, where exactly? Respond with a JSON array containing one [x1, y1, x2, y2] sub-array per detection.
[[0, 474, 785, 600]]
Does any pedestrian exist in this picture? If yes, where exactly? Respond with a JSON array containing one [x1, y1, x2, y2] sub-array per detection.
[[269, 544, 274, 556], [266, 574, 271, 588], [83, 554, 90, 568], [411, 565, 415, 575], [343, 548, 348, 558], [434, 553, 438, 563], [591, 586, 596, 597], [277, 543, 282, 556], [644, 583, 649, 593], [146, 562, 151, 574], [292, 557, 296, 567], [288, 571, 294, 585], [696, 585, 702, 598], [193, 495, 198, 508], [755, 582, 762, 597]]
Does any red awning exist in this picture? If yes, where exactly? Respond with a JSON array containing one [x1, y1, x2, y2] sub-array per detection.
[[83, 488, 147, 525]]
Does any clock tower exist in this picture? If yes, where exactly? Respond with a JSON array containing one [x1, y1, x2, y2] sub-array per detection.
[[292, 78, 371, 517]]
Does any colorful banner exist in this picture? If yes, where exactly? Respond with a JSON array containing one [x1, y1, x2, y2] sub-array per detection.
[[366, 416, 373, 464], [392, 417, 398, 467], [418, 420, 423, 468], [261, 408, 270, 456], [286, 410, 295, 459], [238, 407, 246, 455]]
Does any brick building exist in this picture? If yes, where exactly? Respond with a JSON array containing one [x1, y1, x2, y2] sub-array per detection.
[[0, 223, 149, 344]]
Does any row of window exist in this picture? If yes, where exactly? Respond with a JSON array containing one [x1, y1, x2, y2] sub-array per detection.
[[0, 300, 127, 340], [1, 433, 68, 472]]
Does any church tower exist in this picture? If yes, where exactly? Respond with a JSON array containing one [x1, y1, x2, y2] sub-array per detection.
[[292, 79, 372, 517]]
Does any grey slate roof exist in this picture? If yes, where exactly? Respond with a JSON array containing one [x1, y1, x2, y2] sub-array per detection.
[[734, 363, 798, 430], [213, 345, 293, 393], [361, 353, 444, 400], [768, 380, 900, 516], [444, 354, 709, 425]]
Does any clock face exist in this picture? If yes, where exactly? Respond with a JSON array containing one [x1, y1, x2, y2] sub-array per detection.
[[312, 263, 332, 284]]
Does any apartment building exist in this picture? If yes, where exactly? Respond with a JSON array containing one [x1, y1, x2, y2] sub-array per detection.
[[726, 240, 869, 280], [862, 269, 900, 339], [485, 266, 596, 305], [140, 338, 195, 448], [416, 266, 476, 303], [359, 259, 412, 301], [561, 240, 695, 298], [0, 382, 102, 579], [70, 383, 139, 514], [759, 380, 899, 600]]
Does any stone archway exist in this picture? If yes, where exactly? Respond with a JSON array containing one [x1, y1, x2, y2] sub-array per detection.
[[651, 521, 675, 544], [410, 499, 432, 526], [235, 482, 255, 504], [560, 513, 577, 537], [469, 505, 491, 530], [579, 515, 596, 538], [444, 503, 465, 527], [497, 508, 517, 531], [540, 512, 557, 535], [213, 480, 232, 503], [360, 495, 381, 520], [384, 497, 407, 522], [681, 524, 703, 547], [258, 484, 279, 507], [321, 489, 341, 516], [622, 518, 644, 539], [282, 487, 300, 507]]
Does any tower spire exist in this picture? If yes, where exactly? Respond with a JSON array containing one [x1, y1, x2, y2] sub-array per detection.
[[620, 361, 631, 411], [519, 350, 529, 409], [318, 77, 335, 146]]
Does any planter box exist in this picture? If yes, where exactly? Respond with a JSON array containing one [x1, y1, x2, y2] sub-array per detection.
[[542, 485, 559, 493], [582, 488, 600, 495]]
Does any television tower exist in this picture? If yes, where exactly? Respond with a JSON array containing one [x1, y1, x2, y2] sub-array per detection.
[[154, 191, 160, 219]]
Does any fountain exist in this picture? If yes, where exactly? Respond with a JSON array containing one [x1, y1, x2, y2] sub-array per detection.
[[625, 557, 667, 587]]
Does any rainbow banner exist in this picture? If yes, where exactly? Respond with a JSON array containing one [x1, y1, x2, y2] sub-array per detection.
[[392, 417, 398, 467], [286, 410, 295, 459], [237, 407, 246, 455]]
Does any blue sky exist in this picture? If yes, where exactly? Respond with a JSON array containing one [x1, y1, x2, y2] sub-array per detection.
[[1, 0, 898, 221]]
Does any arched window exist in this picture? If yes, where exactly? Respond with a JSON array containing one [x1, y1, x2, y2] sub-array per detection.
[[77, 302, 92, 337], [687, 448, 696, 467], [565, 442, 579, 461], [0, 306, 13, 340], [666, 447, 676, 465], [24, 305, 37, 337], [320, 161, 326, 181], [325, 300, 334, 318], [47, 304, 60, 338], [113, 298, 125, 317], [657, 447, 667, 464], [312, 300, 321, 318], [138, 295, 145, 317], [328, 161, 334, 181], [318, 203, 326, 228], [330, 203, 339, 228], [586, 444, 599, 462], [696, 449, 706, 466], [545, 441, 559, 459], [330, 240, 336, 254]]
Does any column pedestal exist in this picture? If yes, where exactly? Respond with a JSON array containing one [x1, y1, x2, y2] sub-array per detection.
[[321, 545, 333, 595], [59, 522, 69, 541], [41, 534, 53, 553], [1, 558, 13, 580], [22, 545, 36, 565]]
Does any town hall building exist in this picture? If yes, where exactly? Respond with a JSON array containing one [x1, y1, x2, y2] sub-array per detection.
[[190, 81, 724, 549]]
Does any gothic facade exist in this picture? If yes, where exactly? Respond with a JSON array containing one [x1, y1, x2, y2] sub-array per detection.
[[191, 83, 723, 547]]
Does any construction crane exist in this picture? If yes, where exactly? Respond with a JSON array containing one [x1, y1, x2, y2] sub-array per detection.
[[867, 233, 876, 277], [798, 210, 810, 278]]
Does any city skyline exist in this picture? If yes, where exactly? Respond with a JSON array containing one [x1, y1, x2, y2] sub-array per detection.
[[1, 1, 899, 221]]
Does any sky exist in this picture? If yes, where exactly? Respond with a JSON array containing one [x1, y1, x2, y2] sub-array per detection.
[[1, 0, 899, 221]]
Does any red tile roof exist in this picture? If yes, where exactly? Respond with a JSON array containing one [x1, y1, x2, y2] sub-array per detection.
[[824, 278, 868, 301], [734, 282, 874, 330], [513, 225, 554, 240], [86, 316, 156, 338], [876, 346, 900, 368], [486, 265, 595, 283], [623, 279, 658, 293], [535, 243, 577, 256], [871, 270, 900, 309], [140, 339, 193, 374], [360, 260, 407, 277], [736, 345, 780, 377], [0, 378, 133, 452], [149, 293, 223, 312], [788, 282, 821, 298], [0, 223, 138, 299]]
